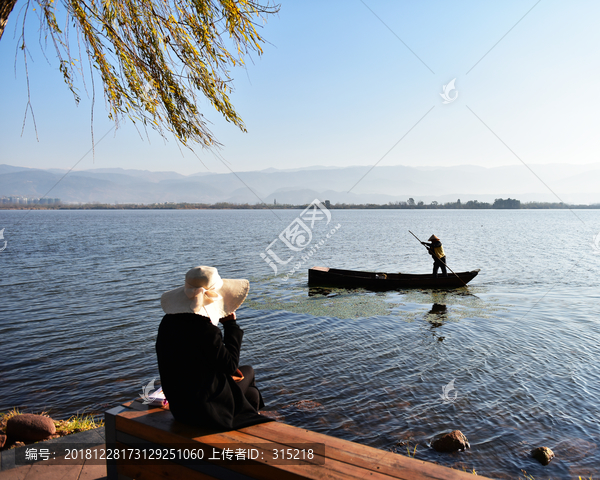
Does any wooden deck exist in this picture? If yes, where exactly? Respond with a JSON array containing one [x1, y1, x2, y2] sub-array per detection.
[[106, 400, 489, 480]]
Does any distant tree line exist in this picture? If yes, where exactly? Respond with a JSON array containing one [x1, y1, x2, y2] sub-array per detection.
[[1, 198, 599, 210], [336, 198, 524, 209]]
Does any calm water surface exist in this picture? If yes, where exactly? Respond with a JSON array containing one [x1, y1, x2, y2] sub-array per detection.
[[1, 209, 599, 479]]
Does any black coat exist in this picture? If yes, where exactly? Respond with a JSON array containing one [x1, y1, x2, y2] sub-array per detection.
[[155, 313, 271, 430]]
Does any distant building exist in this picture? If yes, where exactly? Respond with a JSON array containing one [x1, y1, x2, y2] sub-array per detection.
[[0, 196, 61, 205]]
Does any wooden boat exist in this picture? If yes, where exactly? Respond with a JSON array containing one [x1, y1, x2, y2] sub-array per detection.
[[308, 266, 480, 290]]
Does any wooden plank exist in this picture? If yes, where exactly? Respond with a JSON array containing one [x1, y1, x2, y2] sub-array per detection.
[[117, 460, 325, 480], [112, 403, 489, 480], [118, 461, 218, 480], [114, 413, 405, 480], [115, 408, 477, 480], [115, 441, 264, 480], [114, 413, 319, 480], [114, 441, 259, 480], [115, 445, 402, 480], [113, 441, 268, 480], [116, 409, 221, 442], [239, 421, 480, 480], [115, 440, 215, 480], [114, 420, 382, 480]]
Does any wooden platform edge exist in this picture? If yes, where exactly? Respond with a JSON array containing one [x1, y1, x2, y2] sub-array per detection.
[[106, 401, 492, 480]]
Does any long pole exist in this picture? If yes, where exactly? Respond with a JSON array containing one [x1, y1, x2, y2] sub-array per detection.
[[408, 231, 468, 287]]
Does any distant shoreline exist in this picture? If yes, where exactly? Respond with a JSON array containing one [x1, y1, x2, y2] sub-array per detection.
[[1, 200, 599, 210]]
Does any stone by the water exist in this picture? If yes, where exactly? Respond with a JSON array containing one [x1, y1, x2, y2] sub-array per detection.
[[6, 414, 56, 441], [531, 446, 554, 466], [432, 430, 470, 452]]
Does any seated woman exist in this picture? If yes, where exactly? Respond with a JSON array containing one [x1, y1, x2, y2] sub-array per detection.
[[155, 266, 272, 430]]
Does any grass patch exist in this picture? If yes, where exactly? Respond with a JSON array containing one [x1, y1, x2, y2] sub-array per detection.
[[391, 440, 419, 458], [54, 414, 104, 436]]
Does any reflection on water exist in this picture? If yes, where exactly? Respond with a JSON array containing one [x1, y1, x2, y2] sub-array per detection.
[[307, 287, 338, 297], [427, 303, 448, 324], [1, 209, 600, 479], [426, 304, 447, 341], [428, 303, 448, 318]]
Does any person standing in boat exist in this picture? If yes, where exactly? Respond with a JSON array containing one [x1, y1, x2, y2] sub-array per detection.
[[422, 235, 448, 278]]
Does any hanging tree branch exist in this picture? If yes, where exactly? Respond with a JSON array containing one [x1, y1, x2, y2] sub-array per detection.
[[1, 0, 279, 149]]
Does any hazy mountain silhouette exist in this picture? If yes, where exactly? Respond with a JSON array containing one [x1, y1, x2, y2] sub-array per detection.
[[1, 163, 598, 204]]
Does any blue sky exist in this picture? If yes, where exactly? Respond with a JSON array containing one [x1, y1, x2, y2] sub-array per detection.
[[1, 0, 600, 175]]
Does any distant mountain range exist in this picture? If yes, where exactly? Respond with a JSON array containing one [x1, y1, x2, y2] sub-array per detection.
[[1, 163, 599, 205]]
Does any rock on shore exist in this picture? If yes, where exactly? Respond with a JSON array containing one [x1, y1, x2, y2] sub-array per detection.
[[6, 414, 56, 441], [531, 446, 554, 465], [432, 430, 470, 452]]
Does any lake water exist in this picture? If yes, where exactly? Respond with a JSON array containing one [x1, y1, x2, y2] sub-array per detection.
[[1, 208, 599, 479]]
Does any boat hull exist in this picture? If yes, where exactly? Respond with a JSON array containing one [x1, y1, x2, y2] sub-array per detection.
[[308, 267, 480, 290]]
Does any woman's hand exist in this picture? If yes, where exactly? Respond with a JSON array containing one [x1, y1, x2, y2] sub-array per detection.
[[220, 312, 236, 322]]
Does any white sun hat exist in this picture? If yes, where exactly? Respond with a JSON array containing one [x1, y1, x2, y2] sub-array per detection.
[[161, 266, 249, 326]]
